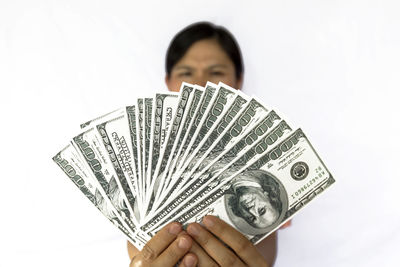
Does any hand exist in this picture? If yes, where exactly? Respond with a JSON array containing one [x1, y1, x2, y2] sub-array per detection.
[[279, 219, 292, 229], [129, 222, 198, 267], [186, 215, 274, 267]]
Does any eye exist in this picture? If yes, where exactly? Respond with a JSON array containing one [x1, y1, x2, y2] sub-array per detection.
[[241, 198, 253, 208], [178, 72, 192, 77], [258, 207, 266, 215], [210, 71, 224, 76]]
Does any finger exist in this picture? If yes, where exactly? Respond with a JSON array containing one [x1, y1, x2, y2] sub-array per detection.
[[141, 222, 182, 261], [190, 239, 219, 267], [178, 232, 218, 267], [127, 241, 139, 260], [279, 219, 292, 229], [153, 234, 193, 267], [202, 215, 266, 267], [178, 253, 198, 267], [187, 222, 245, 267], [255, 232, 277, 266]]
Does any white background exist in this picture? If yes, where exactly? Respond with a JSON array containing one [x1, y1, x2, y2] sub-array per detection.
[[1, 0, 399, 266]]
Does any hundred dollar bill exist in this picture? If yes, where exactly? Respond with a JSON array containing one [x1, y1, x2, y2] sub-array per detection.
[[164, 98, 269, 198], [142, 98, 153, 203], [186, 99, 272, 168], [152, 83, 217, 205], [154, 108, 280, 215], [125, 106, 143, 209], [53, 144, 148, 249], [145, 83, 201, 215], [174, 82, 240, 173], [156, 82, 240, 205], [72, 128, 139, 229], [172, 91, 249, 181], [146, 83, 193, 214], [154, 129, 335, 245], [149, 83, 204, 212], [136, 99, 144, 206], [80, 108, 125, 129], [96, 114, 141, 222], [143, 119, 292, 232], [144, 93, 178, 214]]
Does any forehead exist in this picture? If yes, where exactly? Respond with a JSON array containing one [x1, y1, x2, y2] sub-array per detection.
[[240, 187, 267, 199], [174, 39, 234, 68]]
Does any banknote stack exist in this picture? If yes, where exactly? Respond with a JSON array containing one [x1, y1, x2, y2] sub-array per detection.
[[53, 82, 335, 249]]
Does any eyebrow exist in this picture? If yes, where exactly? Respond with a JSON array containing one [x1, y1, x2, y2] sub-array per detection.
[[174, 66, 193, 71], [207, 64, 228, 70], [174, 64, 229, 71]]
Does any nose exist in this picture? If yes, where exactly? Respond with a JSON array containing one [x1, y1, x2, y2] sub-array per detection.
[[192, 73, 208, 87], [248, 206, 258, 217]]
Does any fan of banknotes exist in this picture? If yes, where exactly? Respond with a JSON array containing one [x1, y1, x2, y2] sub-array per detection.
[[53, 81, 335, 249]]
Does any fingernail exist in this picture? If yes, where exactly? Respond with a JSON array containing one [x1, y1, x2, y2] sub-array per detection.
[[178, 236, 191, 249], [184, 254, 197, 267], [168, 223, 181, 235], [203, 216, 215, 228], [187, 224, 199, 236]]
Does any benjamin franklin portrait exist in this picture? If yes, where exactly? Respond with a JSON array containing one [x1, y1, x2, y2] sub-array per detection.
[[224, 170, 288, 235]]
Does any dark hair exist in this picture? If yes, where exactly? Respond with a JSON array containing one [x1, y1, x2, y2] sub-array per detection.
[[165, 22, 244, 79]]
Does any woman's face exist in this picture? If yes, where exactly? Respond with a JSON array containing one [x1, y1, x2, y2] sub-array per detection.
[[237, 187, 279, 229], [166, 38, 242, 92]]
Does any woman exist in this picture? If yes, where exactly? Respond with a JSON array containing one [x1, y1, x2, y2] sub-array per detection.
[[128, 22, 288, 267]]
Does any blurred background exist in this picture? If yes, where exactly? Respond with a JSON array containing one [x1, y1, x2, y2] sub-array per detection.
[[1, 0, 399, 266]]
